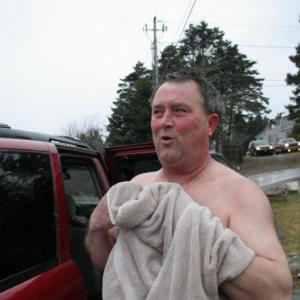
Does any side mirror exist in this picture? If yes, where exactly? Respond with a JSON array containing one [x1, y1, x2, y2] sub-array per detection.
[[63, 171, 71, 180]]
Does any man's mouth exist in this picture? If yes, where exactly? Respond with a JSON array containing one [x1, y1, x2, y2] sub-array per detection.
[[160, 134, 175, 143], [162, 136, 172, 141]]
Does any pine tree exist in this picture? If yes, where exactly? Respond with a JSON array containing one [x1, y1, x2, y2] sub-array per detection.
[[286, 42, 300, 123], [106, 62, 153, 146], [158, 45, 185, 77], [106, 22, 270, 162]]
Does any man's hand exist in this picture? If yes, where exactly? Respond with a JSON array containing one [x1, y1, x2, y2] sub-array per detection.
[[221, 256, 293, 300], [89, 195, 114, 231], [85, 195, 115, 269]]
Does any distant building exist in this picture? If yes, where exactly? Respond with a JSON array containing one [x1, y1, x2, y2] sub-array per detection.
[[255, 116, 294, 144]]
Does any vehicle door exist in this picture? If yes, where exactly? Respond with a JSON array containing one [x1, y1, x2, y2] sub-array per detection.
[[56, 145, 110, 299], [0, 139, 86, 300], [102, 142, 236, 184], [102, 142, 161, 184]]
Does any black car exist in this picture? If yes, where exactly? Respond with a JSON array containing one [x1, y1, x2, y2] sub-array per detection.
[[248, 140, 274, 156]]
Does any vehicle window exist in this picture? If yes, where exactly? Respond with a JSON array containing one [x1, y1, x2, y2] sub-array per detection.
[[61, 157, 103, 205], [113, 154, 162, 182], [113, 152, 237, 183], [60, 156, 104, 296], [0, 151, 56, 288], [285, 138, 295, 143], [255, 141, 266, 146]]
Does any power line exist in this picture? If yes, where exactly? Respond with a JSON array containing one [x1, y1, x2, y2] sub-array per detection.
[[171, 0, 195, 42], [175, 0, 197, 44], [265, 79, 285, 81], [263, 85, 291, 87], [160, 0, 197, 79], [159, 41, 295, 49], [239, 44, 295, 49], [161, 20, 300, 29], [210, 22, 300, 29], [144, 0, 197, 85]]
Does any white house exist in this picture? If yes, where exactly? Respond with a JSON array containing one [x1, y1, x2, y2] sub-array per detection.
[[255, 116, 294, 144]]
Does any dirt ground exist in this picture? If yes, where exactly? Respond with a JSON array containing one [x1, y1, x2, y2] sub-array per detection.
[[240, 152, 300, 176]]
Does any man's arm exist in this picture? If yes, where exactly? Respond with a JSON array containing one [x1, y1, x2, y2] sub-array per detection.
[[221, 257, 292, 299], [221, 179, 293, 299], [85, 195, 115, 269]]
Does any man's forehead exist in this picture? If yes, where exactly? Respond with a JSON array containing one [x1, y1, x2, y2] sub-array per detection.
[[152, 81, 203, 104]]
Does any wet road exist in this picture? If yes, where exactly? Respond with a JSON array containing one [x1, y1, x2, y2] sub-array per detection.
[[248, 168, 300, 191]]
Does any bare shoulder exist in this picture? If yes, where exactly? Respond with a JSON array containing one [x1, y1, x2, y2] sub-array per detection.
[[210, 160, 272, 219], [212, 160, 265, 200], [212, 162, 286, 261], [224, 166, 269, 210], [131, 170, 160, 187]]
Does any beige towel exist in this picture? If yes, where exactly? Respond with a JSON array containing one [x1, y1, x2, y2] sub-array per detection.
[[103, 182, 254, 300]]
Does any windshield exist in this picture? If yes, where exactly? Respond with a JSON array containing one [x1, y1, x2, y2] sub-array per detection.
[[281, 138, 296, 143], [253, 141, 267, 146]]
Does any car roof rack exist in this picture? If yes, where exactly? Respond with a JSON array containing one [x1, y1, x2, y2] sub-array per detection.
[[0, 122, 11, 129], [0, 127, 91, 149]]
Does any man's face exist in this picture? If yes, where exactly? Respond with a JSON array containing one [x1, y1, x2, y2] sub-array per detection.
[[151, 80, 217, 168]]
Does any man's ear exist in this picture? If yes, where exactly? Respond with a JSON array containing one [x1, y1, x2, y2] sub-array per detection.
[[207, 114, 219, 137]]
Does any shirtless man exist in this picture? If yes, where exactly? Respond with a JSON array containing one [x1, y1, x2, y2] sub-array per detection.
[[85, 73, 293, 299]]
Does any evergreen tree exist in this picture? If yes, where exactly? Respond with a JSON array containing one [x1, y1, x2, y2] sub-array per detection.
[[106, 62, 153, 146], [289, 123, 300, 140], [158, 45, 185, 77], [286, 40, 300, 123], [106, 22, 270, 161]]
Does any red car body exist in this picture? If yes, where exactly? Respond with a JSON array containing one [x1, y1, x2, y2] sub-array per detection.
[[0, 129, 157, 300], [0, 139, 89, 300]]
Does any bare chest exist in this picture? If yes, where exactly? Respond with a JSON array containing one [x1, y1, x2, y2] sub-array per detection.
[[136, 168, 235, 228], [182, 181, 232, 228]]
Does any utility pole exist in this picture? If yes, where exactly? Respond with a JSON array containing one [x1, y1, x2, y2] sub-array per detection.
[[143, 17, 167, 86], [153, 16, 158, 86]]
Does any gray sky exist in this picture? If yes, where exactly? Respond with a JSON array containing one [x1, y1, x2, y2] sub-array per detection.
[[0, 0, 299, 136]]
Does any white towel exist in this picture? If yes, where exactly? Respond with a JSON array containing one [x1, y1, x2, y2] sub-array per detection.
[[103, 182, 255, 300]]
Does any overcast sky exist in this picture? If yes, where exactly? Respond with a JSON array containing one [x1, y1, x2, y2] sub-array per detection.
[[0, 0, 299, 136]]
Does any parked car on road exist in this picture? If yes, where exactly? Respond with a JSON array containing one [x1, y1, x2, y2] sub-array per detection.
[[248, 140, 274, 156], [273, 137, 300, 154]]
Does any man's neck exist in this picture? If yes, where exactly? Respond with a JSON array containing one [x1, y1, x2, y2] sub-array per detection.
[[159, 155, 213, 185]]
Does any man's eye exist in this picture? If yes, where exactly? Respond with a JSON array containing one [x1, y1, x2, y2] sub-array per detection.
[[152, 109, 163, 116], [174, 107, 187, 113]]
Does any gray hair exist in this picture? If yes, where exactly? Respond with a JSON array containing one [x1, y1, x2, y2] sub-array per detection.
[[149, 72, 223, 117]]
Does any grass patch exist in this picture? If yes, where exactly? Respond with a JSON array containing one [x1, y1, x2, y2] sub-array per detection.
[[270, 193, 300, 289], [271, 193, 300, 255]]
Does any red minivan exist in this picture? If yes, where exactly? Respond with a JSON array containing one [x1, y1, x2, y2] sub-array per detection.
[[0, 127, 160, 300]]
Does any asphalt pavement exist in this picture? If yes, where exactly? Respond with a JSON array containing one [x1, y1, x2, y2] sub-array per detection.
[[248, 168, 300, 192]]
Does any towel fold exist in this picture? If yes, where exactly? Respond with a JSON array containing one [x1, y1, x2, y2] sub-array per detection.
[[103, 181, 254, 300]]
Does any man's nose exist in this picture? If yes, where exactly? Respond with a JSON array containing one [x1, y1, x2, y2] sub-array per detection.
[[160, 111, 174, 127]]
